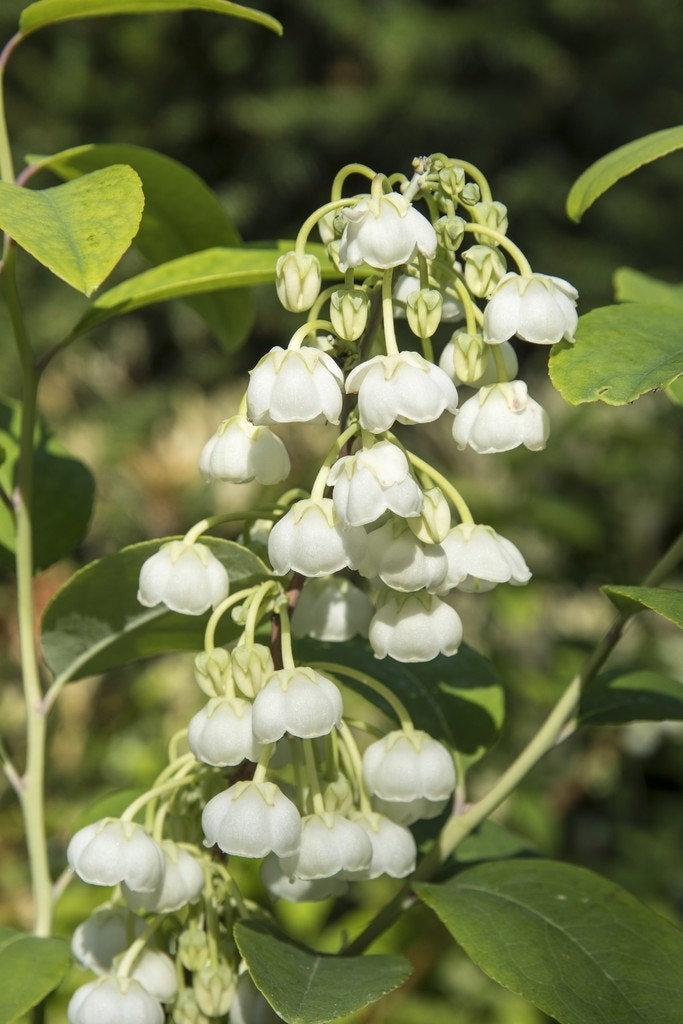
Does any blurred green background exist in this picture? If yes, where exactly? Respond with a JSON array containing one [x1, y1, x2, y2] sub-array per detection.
[[0, 1, 682, 1021]]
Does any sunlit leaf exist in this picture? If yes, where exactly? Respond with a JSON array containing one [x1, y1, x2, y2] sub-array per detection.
[[0, 166, 143, 295], [0, 928, 71, 1024], [578, 670, 683, 726], [41, 538, 271, 683], [416, 859, 683, 1024], [234, 919, 412, 1024], [548, 303, 683, 404], [0, 396, 94, 571], [20, 0, 282, 37], [28, 144, 254, 349], [566, 125, 683, 222], [613, 267, 683, 308], [601, 585, 683, 628]]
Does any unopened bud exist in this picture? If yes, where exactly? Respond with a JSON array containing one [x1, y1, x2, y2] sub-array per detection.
[[460, 182, 481, 205], [231, 643, 274, 699], [438, 164, 465, 198], [472, 200, 508, 242], [178, 927, 211, 973], [330, 288, 370, 341], [276, 251, 322, 312], [194, 964, 237, 1018], [408, 487, 451, 544], [435, 215, 465, 251], [463, 245, 506, 298], [194, 649, 232, 698], [406, 288, 443, 339], [441, 330, 488, 384], [173, 988, 212, 1024]]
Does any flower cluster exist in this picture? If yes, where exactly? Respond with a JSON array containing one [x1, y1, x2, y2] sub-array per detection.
[[67, 154, 577, 1023]]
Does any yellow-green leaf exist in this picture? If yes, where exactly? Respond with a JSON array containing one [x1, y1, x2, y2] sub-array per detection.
[[0, 928, 71, 1024], [20, 0, 282, 36], [614, 267, 683, 308], [566, 125, 683, 222], [0, 166, 144, 295]]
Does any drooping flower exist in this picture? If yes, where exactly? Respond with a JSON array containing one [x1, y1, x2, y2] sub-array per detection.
[[261, 853, 349, 903], [327, 440, 423, 527], [369, 590, 463, 662], [338, 191, 437, 271], [199, 415, 290, 485], [291, 576, 373, 642], [67, 819, 164, 893], [71, 906, 145, 975], [362, 729, 456, 803], [187, 696, 263, 766], [278, 812, 373, 880], [247, 346, 344, 425], [357, 520, 448, 594], [349, 811, 417, 878], [439, 523, 531, 592], [126, 949, 178, 1004], [345, 352, 458, 433], [228, 970, 285, 1024], [121, 840, 205, 914], [267, 497, 367, 577], [452, 380, 549, 454], [484, 272, 578, 345], [137, 540, 229, 616], [67, 976, 164, 1024], [251, 667, 343, 742], [201, 781, 301, 859]]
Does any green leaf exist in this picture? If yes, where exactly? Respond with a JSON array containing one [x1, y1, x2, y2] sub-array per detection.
[[299, 638, 504, 774], [234, 920, 412, 1024], [416, 858, 683, 1024], [20, 0, 282, 36], [566, 125, 683, 222], [613, 267, 683, 308], [0, 396, 95, 571], [41, 538, 271, 683], [0, 928, 71, 1024], [70, 247, 286, 338], [666, 375, 683, 405], [578, 670, 683, 726], [29, 144, 253, 349], [0, 166, 144, 295], [601, 585, 683, 628], [548, 303, 683, 405], [73, 787, 146, 831]]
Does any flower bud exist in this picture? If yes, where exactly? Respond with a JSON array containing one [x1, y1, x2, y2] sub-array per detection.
[[407, 487, 451, 544], [435, 215, 466, 251], [194, 964, 237, 1018], [472, 200, 508, 242], [231, 643, 275, 698], [330, 288, 370, 341], [460, 182, 481, 205], [463, 245, 506, 298], [437, 164, 465, 198], [172, 989, 212, 1024], [275, 251, 321, 312], [194, 648, 232, 698], [406, 288, 443, 339], [178, 926, 211, 973]]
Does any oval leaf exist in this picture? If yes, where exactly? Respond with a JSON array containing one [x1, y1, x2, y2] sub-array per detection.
[[29, 144, 254, 349], [41, 538, 271, 683], [566, 125, 683, 222], [416, 859, 683, 1024], [234, 920, 412, 1024], [0, 166, 143, 295], [548, 303, 683, 405], [20, 0, 282, 36], [614, 267, 683, 308], [0, 396, 94, 571], [578, 670, 683, 726], [601, 585, 683, 628], [0, 928, 71, 1024]]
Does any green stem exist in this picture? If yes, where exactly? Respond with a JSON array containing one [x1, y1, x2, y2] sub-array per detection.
[[461, 223, 531, 276], [331, 163, 376, 201], [404, 450, 474, 525], [313, 662, 414, 732], [381, 268, 399, 356]]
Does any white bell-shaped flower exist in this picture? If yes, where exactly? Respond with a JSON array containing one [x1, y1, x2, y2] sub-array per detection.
[[67, 819, 164, 893], [452, 380, 549, 454], [247, 346, 344, 425], [72, 906, 145, 975], [137, 540, 229, 616], [199, 415, 290, 485], [484, 272, 578, 345], [122, 840, 204, 914], [369, 591, 463, 662], [67, 976, 163, 1024], [188, 696, 263, 766], [338, 191, 437, 271], [229, 970, 285, 1024], [201, 780, 301, 858], [372, 793, 449, 826], [127, 949, 178, 1003], [252, 667, 343, 742], [346, 352, 458, 433], [278, 812, 373, 880], [291, 576, 373, 641], [363, 729, 456, 803], [439, 523, 531, 593], [268, 497, 367, 577], [349, 811, 417, 878], [327, 441, 423, 527], [357, 520, 448, 593], [261, 853, 349, 903]]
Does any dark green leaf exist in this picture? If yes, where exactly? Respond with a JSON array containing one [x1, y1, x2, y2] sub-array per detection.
[[601, 585, 683, 628], [416, 858, 683, 1024], [0, 167, 143, 295], [41, 538, 271, 683], [20, 0, 282, 36], [548, 303, 683, 405], [234, 919, 412, 1024], [0, 396, 95, 571], [299, 638, 504, 773], [578, 670, 683, 726], [29, 144, 254, 349], [614, 267, 683, 308], [566, 125, 683, 222], [452, 820, 536, 866], [0, 928, 71, 1024]]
